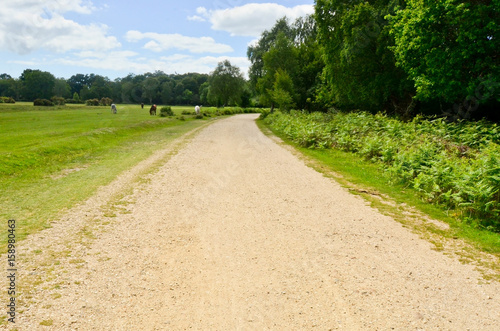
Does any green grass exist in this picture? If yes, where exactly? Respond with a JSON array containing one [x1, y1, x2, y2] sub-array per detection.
[[0, 103, 213, 252], [257, 118, 500, 280]]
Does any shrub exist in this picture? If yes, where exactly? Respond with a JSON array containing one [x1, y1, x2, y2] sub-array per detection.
[[85, 99, 100, 106], [259, 109, 271, 120], [99, 97, 113, 106], [0, 96, 15, 103], [51, 96, 66, 106], [159, 106, 174, 117], [34, 99, 54, 106]]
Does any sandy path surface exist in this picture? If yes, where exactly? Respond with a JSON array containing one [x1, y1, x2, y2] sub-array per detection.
[[5, 114, 500, 330]]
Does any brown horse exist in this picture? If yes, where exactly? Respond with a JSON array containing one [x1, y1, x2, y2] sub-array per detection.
[[149, 104, 157, 115]]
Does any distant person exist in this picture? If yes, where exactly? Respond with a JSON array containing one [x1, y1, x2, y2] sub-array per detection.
[[111, 104, 117, 114], [141, 103, 144, 109], [150, 104, 157, 115]]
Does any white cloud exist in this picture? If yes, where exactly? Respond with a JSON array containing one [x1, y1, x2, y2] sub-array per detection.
[[0, 0, 120, 54], [187, 15, 206, 22], [125, 31, 234, 54], [194, 3, 315, 37], [54, 51, 250, 77], [10, 0, 96, 15], [57, 50, 152, 73], [7, 60, 38, 66], [144, 41, 163, 52], [159, 55, 251, 76]]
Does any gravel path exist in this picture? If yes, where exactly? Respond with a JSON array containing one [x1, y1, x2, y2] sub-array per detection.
[[4, 114, 500, 330]]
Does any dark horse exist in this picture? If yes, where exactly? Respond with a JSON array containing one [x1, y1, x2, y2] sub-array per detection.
[[150, 104, 157, 115]]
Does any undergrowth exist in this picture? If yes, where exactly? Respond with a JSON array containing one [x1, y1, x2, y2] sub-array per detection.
[[264, 110, 500, 232]]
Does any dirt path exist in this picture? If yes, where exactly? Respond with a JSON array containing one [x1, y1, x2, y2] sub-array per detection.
[[5, 114, 500, 330]]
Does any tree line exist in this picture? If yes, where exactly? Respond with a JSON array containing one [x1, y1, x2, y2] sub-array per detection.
[[248, 0, 499, 120], [1, 0, 498, 119], [0, 64, 249, 107]]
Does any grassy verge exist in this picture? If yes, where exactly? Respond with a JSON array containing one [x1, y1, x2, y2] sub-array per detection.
[[257, 118, 500, 281], [0, 103, 216, 252]]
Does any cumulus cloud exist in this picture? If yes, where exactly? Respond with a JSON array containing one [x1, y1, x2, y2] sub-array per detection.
[[55, 51, 250, 77], [193, 3, 315, 37], [187, 15, 206, 22], [0, 0, 120, 54], [57, 50, 152, 73], [158, 55, 251, 76], [125, 31, 234, 54], [187, 7, 209, 22]]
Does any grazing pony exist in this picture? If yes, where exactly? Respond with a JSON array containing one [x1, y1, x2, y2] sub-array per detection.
[[150, 104, 157, 115], [195, 105, 200, 115], [111, 104, 117, 114]]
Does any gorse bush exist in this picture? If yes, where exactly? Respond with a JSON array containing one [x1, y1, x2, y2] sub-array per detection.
[[51, 96, 65, 106], [0, 96, 15, 103], [34, 99, 54, 106], [85, 99, 100, 106], [100, 97, 113, 106], [265, 110, 500, 231], [159, 106, 174, 117], [85, 98, 113, 106]]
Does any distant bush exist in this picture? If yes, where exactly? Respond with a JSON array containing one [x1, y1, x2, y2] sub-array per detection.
[[177, 107, 262, 117], [51, 96, 66, 106], [85, 99, 100, 106], [65, 98, 83, 104], [100, 97, 113, 106], [85, 98, 113, 106], [34, 99, 54, 106], [0, 96, 15, 103], [159, 106, 174, 117]]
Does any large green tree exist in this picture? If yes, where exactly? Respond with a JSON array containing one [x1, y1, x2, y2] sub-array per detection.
[[53, 78, 71, 98], [20, 69, 56, 101], [248, 15, 324, 110], [259, 31, 299, 109], [247, 18, 294, 92], [208, 60, 245, 107], [0, 74, 19, 99], [315, 0, 415, 114], [388, 0, 499, 108], [142, 77, 160, 104]]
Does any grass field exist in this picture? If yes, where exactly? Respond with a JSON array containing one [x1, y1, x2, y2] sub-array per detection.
[[0, 103, 212, 251]]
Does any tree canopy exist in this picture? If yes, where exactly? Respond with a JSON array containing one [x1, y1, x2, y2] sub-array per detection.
[[388, 0, 499, 107], [208, 60, 246, 107]]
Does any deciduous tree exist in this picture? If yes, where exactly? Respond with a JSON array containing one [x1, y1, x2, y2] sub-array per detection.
[[209, 60, 245, 107], [388, 0, 499, 107], [20, 69, 56, 101], [315, 0, 414, 114]]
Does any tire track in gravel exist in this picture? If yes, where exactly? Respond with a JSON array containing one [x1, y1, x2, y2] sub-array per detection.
[[4, 114, 500, 330]]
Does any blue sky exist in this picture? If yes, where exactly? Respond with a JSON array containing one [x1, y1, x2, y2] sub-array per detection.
[[0, 0, 314, 80]]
